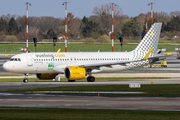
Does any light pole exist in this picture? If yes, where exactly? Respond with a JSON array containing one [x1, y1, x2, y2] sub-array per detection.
[[25, 2, 31, 53], [146, 16, 148, 33], [111, 3, 117, 52], [148, 2, 155, 26], [62, 2, 69, 52]]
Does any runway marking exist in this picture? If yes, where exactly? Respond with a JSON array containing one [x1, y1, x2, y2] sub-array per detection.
[[0, 99, 87, 102], [0, 84, 22, 85], [33, 91, 145, 94], [65, 104, 72, 106]]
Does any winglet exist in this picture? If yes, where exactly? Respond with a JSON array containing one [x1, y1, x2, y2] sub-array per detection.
[[144, 48, 153, 60]]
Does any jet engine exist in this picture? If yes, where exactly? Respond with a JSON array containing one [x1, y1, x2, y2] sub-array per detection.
[[36, 73, 57, 80], [65, 67, 86, 80]]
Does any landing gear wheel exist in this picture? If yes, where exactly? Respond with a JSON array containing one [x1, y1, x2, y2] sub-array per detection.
[[23, 73, 29, 83], [68, 80, 75, 82], [87, 76, 95, 82], [23, 79, 28, 83]]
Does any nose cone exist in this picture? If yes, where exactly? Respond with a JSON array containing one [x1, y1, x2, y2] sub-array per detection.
[[3, 62, 10, 71], [3, 62, 21, 73], [3, 62, 14, 72]]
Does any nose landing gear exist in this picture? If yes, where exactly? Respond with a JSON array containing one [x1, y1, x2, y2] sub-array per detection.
[[23, 73, 29, 83]]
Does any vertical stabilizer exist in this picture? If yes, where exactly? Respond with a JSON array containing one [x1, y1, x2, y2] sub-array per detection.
[[132, 23, 162, 60]]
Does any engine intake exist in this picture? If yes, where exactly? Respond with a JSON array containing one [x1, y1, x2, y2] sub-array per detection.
[[36, 73, 57, 80], [65, 67, 86, 80]]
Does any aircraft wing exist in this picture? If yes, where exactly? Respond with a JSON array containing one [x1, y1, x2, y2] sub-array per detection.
[[78, 60, 135, 68]]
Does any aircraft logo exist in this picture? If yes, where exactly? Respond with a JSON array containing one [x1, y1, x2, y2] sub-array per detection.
[[48, 62, 54, 70]]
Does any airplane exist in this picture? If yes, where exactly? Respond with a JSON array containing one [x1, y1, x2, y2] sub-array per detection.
[[3, 23, 163, 83]]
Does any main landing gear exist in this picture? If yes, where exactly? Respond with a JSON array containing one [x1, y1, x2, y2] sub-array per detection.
[[23, 73, 28, 83], [86, 69, 95, 82], [87, 76, 95, 82]]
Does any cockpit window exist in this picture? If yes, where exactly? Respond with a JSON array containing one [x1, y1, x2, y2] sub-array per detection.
[[10, 58, 21, 61]]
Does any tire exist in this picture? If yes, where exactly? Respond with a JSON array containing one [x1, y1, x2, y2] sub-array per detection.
[[87, 76, 95, 82], [23, 79, 28, 83]]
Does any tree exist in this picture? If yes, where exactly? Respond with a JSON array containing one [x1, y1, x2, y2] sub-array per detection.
[[116, 29, 122, 39], [81, 20, 101, 38], [165, 16, 180, 32], [67, 12, 76, 39], [82, 16, 89, 24], [122, 19, 140, 37], [16, 15, 26, 32], [92, 4, 123, 34], [141, 25, 146, 39], [46, 28, 56, 39], [170, 11, 180, 17], [0, 17, 7, 32], [8, 17, 19, 35]]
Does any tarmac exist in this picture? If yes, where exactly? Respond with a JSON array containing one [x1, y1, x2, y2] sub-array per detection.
[[0, 93, 180, 111]]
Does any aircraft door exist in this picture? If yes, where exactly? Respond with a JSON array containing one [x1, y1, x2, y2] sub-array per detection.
[[26, 55, 33, 66]]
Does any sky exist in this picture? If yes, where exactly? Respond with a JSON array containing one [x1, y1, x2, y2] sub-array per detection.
[[0, 0, 180, 19]]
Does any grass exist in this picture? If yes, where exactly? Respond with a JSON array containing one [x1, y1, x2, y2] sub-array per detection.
[[0, 108, 179, 120], [0, 74, 22, 76], [4, 84, 180, 97], [159, 40, 180, 44], [0, 77, 171, 82], [0, 43, 179, 53]]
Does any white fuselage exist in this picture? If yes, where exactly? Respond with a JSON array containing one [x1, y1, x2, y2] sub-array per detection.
[[3, 52, 136, 74]]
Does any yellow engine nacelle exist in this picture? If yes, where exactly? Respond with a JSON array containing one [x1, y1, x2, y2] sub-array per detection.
[[65, 67, 86, 80], [36, 73, 57, 80]]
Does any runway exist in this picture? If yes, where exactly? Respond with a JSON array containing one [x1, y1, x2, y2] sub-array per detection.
[[0, 78, 180, 91], [0, 93, 180, 111], [0, 78, 180, 111]]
